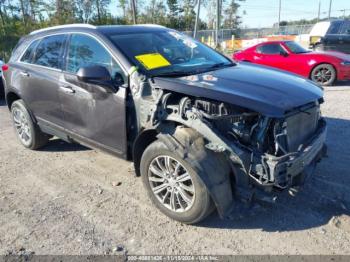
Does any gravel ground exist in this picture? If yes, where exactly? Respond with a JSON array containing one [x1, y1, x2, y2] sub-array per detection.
[[0, 84, 350, 256]]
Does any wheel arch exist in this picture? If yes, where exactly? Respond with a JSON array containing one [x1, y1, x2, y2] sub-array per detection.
[[6, 91, 38, 124], [135, 122, 235, 218], [6, 91, 21, 110], [155, 126, 234, 218], [132, 120, 182, 177], [132, 128, 159, 177]]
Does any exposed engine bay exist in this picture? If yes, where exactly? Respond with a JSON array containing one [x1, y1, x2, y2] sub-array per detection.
[[192, 98, 321, 157], [171, 97, 324, 188], [135, 84, 324, 186]]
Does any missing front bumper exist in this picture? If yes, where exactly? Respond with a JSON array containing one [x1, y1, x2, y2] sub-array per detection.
[[265, 120, 327, 188]]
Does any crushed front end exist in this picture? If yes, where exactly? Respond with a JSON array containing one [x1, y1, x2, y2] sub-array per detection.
[[244, 102, 327, 191], [193, 99, 327, 193], [157, 94, 327, 212], [132, 72, 327, 218]]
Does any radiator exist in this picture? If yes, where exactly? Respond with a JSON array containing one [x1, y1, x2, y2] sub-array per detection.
[[285, 105, 319, 152]]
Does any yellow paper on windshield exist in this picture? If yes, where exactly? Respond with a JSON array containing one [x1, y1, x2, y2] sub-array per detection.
[[135, 53, 171, 70]]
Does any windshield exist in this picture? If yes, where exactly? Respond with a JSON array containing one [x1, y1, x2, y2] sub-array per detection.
[[285, 41, 310, 54], [108, 30, 233, 76]]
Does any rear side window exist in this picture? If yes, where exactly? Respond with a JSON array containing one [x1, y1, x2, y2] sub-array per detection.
[[20, 39, 40, 63], [32, 35, 66, 69], [256, 44, 283, 54]]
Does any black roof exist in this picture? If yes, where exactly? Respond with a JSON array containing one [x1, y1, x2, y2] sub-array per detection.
[[97, 25, 169, 35]]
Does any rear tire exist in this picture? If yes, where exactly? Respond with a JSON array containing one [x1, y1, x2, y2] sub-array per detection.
[[11, 99, 49, 150], [0, 81, 4, 99], [310, 63, 336, 86]]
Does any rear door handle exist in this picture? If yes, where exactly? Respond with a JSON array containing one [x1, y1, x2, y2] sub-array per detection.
[[20, 71, 29, 77], [59, 85, 75, 94]]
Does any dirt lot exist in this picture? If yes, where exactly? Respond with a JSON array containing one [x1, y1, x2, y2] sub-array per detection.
[[0, 84, 350, 256]]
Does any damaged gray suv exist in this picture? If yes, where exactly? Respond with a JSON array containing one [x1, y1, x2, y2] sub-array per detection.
[[2, 24, 327, 224]]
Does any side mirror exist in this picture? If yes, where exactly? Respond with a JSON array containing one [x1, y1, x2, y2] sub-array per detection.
[[113, 72, 125, 86], [346, 29, 350, 34], [77, 65, 111, 82], [77, 65, 117, 93], [280, 50, 289, 57]]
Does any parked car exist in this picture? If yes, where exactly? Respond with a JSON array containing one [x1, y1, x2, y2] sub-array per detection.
[[2, 24, 327, 224], [310, 19, 350, 54], [233, 40, 350, 86], [0, 59, 4, 98]]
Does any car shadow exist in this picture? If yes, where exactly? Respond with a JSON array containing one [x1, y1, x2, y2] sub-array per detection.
[[198, 116, 350, 232], [0, 98, 6, 106], [40, 138, 91, 152], [332, 80, 350, 87]]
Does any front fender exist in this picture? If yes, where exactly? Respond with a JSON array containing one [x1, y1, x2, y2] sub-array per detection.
[[157, 127, 234, 219]]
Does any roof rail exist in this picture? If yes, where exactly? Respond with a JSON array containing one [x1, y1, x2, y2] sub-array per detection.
[[29, 24, 97, 35]]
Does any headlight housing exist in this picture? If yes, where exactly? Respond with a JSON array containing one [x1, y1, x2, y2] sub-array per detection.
[[341, 61, 350, 66]]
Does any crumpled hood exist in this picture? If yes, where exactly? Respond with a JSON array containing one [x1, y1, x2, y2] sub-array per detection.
[[153, 63, 323, 117]]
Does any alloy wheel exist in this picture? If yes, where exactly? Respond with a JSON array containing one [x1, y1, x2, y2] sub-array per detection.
[[148, 155, 195, 212], [12, 107, 32, 146], [312, 66, 333, 84]]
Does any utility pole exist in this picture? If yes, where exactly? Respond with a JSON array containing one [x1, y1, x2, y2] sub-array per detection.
[[278, 0, 281, 29], [194, 0, 201, 39], [131, 0, 137, 24], [317, 0, 321, 22], [328, 0, 332, 20], [341, 9, 346, 18], [215, 0, 220, 47]]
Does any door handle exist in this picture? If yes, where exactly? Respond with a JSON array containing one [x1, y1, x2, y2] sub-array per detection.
[[59, 85, 75, 94], [20, 71, 29, 77]]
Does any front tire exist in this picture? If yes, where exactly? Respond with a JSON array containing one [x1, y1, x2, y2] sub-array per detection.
[[11, 99, 49, 150], [140, 129, 221, 224], [310, 63, 336, 86]]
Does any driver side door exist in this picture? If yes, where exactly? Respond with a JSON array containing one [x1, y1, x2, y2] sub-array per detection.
[[253, 43, 290, 71], [59, 33, 128, 157]]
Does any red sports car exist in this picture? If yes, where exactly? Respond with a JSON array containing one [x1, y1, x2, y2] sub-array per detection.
[[233, 40, 350, 86]]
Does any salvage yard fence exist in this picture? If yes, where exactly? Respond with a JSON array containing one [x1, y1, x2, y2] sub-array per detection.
[[183, 24, 314, 42]]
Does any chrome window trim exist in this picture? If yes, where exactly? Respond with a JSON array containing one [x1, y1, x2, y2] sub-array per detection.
[[29, 24, 97, 35], [17, 31, 128, 76], [18, 61, 63, 73], [17, 32, 67, 72]]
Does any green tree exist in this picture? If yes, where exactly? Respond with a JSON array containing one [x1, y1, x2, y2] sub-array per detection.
[[180, 0, 196, 30], [167, 0, 181, 28], [223, 0, 244, 29], [117, 0, 128, 22], [75, 0, 94, 23]]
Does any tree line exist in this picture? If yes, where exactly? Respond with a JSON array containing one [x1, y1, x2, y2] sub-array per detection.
[[0, 0, 244, 60]]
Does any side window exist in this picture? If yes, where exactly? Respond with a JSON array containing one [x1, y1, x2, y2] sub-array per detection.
[[66, 34, 126, 84], [256, 44, 283, 54], [20, 39, 40, 63], [32, 35, 65, 69], [340, 21, 350, 34], [327, 21, 342, 34]]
